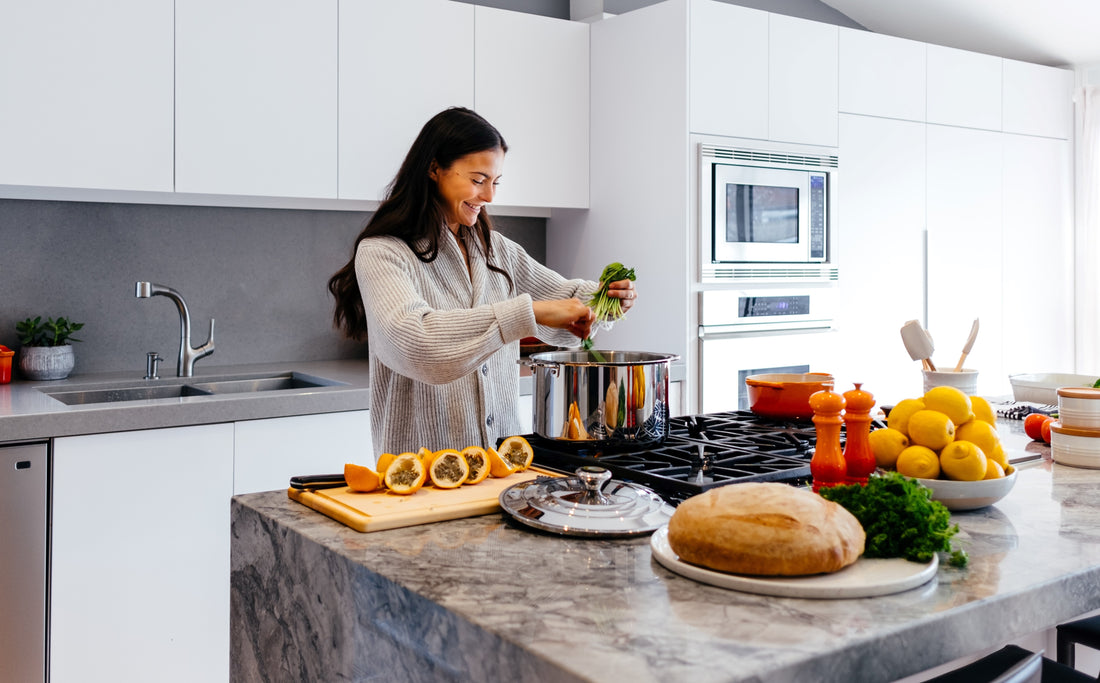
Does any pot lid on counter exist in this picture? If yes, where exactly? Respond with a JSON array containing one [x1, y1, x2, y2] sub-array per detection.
[[499, 466, 674, 537]]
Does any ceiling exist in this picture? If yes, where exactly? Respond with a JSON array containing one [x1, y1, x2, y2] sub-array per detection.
[[819, 0, 1100, 68]]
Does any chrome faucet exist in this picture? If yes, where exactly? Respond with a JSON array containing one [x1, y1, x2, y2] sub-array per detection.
[[135, 282, 215, 377]]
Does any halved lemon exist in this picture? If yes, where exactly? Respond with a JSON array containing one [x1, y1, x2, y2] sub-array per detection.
[[487, 446, 519, 478], [460, 446, 491, 485], [383, 452, 427, 495], [497, 435, 534, 472], [344, 462, 380, 493], [428, 449, 469, 489]]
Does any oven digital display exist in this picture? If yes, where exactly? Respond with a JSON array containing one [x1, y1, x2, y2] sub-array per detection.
[[738, 295, 811, 317]]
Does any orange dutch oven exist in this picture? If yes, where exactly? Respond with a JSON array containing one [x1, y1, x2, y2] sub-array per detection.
[[744, 373, 835, 420]]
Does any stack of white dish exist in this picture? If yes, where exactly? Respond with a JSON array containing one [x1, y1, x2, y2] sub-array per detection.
[[1051, 387, 1100, 468]]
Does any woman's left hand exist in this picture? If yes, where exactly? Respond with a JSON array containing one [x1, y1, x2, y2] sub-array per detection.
[[605, 279, 638, 313]]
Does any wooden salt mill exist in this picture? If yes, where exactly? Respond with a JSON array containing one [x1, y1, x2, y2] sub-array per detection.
[[809, 388, 847, 493], [842, 383, 876, 486]]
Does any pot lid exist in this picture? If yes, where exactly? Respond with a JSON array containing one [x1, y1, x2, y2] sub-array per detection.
[[499, 466, 674, 537]]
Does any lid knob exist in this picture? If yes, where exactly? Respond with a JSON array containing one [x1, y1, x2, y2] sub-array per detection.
[[576, 466, 613, 505]]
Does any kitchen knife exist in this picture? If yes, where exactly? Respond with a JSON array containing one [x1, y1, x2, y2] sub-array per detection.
[[289, 474, 347, 490]]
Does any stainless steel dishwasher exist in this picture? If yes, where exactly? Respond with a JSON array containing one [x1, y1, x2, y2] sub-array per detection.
[[1, 441, 48, 683]]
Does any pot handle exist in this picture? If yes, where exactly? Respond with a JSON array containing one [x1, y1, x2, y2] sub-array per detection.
[[746, 379, 785, 390], [517, 357, 561, 375]]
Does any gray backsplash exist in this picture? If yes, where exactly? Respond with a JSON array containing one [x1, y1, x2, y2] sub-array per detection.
[[0, 199, 546, 377]]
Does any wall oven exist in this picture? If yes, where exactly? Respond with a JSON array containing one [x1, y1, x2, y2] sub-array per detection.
[[698, 286, 838, 414], [699, 143, 838, 283]]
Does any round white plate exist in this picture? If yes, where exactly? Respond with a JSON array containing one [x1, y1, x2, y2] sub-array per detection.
[[650, 526, 938, 599]]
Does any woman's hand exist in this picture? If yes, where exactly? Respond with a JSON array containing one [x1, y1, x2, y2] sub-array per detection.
[[605, 279, 638, 313], [533, 298, 596, 340]]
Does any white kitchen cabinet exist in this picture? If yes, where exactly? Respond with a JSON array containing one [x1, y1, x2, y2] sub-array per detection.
[[51, 424, 235, 683], [926, 45, 1002, 131], [175, 0, 337, 198], [1001, 133, 1074, 376], [1002, 59, 1074, 139], [838, 28, 926, 122], [688, 0, 769, 140], [926, 124, 1006, 396], [338, 0, 474, 201], [234, 410, 372, 494], [768, 13, 838, 147], [835, 114, 927, 405], [0, 1, 173, 191], [474, 6, 589, 209], [518, 394, 533, 435]]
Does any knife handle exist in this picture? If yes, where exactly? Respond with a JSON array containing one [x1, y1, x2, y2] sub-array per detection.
[[289, 474, 347, 490]]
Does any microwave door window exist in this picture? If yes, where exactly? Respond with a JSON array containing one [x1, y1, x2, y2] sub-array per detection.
[[726, 184, 799, 244]]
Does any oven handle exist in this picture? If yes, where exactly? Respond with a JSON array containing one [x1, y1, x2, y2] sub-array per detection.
[[698, 324, 834, 340]]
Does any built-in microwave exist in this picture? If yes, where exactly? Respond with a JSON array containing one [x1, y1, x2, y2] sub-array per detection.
[[699, 143, 838, 283]]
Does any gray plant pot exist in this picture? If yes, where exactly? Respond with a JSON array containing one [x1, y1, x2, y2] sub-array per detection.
[[20, 345, 75, 380]]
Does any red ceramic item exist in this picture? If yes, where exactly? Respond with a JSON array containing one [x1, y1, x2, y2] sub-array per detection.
[[842, 383, 876, 485], [0, 345, 12, 384], [745, 373, 835, 420], [810, 388, 847, 493]]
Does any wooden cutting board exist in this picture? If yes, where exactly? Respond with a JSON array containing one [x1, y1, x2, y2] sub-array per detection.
[[287, 467, 559, 533]]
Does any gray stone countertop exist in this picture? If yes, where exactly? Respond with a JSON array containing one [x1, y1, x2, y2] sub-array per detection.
[[230, 426, 1100, 683]]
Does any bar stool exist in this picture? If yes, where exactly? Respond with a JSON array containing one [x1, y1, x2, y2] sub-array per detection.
[[1057, 615, 1100, 679], [919, 644, 1094, 683]]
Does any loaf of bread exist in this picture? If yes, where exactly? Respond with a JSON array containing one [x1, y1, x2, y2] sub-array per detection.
[[667, 482, 865, 576]]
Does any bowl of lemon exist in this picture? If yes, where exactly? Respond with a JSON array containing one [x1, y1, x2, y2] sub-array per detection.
[[871, 386, 1017, 511]]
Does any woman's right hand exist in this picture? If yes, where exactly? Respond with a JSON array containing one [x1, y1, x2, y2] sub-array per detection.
[[533, 298, 595, 340]]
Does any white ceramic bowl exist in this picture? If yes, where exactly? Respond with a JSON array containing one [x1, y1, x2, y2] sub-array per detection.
[[916, 468, 1017, 511], [1009, 373, 1097, 405]]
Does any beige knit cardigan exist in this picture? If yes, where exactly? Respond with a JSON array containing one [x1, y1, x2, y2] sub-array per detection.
[[355, 226, 596, 457]]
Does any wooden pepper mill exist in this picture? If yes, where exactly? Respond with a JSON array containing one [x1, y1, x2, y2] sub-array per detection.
[[842, 383, 876, 486], [809, 388, 847, 493]]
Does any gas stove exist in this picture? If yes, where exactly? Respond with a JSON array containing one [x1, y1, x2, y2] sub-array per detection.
[[524, 410, 844, 505]]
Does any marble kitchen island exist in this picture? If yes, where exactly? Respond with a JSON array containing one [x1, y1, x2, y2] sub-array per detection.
[[230, 451, 1100, 683]]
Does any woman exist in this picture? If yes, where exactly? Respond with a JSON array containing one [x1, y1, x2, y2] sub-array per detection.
[[329, 107, 636, 456]]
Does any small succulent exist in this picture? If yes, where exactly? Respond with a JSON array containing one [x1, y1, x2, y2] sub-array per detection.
[[16, 316, 84, 347]]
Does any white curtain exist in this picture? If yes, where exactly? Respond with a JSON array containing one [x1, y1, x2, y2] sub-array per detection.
[[1076, 84, 1100, 374]]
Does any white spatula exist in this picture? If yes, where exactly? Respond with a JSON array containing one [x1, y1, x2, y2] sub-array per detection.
[[900, 320, 936, 371], [954, 318, 979, 372]]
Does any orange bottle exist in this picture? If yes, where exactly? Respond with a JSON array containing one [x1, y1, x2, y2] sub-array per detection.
[[809, 388, 847, 493], [842, 383, 876, 485]]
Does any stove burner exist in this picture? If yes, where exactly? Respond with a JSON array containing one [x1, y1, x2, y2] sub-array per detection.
[[523, 410, 835, 505]]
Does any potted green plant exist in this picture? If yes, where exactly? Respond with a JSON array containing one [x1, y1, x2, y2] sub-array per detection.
[[16, 316, 84, 380]]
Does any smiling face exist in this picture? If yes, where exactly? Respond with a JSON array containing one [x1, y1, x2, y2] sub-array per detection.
[[430, 147, 504, 230]]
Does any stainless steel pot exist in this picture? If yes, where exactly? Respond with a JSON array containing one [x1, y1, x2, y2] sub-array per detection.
[[519, 350, 679, 446]]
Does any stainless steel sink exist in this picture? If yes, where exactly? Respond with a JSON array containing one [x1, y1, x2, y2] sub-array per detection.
[[46, 383, 214, 405], [42, 372, 346, 405], [189, 373, 341, 394]]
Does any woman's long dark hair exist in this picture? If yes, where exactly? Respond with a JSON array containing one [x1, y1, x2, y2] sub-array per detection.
[[328, 107, 510, 341]]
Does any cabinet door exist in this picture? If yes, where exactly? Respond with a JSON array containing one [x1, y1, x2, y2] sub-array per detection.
[[689, 0, 769, 140], [1002, 60, 1074, 139], [838, 28, 926, 122], [1001, 134, 1074, 376], [927, 45, 1002, 131], [51, 424, 234, 683], [474, 7, 589, 209], [926, 125, 1005, 396], [175, 0, 337, 198], [769, 13, 838, 147], [835, 114, 926, 404], [338, 0, 473, 201], [233, 411, 372, 494], [0, 1, 173, 191]]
